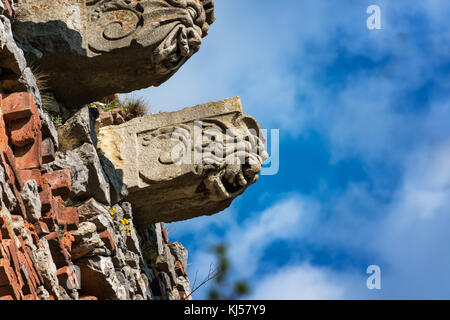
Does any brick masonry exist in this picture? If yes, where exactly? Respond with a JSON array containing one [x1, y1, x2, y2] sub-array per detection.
[[0, 90, 81, 299], [0, 0, 193, 300]]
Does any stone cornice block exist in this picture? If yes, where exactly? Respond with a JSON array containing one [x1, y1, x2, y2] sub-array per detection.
[[98, 97, 268, 226]]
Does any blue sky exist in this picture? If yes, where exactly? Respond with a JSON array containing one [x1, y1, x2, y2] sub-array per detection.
[[125, 0, 450, 299]]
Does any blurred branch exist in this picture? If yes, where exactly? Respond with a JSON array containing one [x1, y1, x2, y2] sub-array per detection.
[[183, 263, 219, 300]]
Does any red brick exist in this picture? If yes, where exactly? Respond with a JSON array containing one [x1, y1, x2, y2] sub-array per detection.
[[114, 113, 125, 124], [42, 169, 71, 196], [0, 258, 21, 300], [99, 230, 115, 253], [1, 92, 35, 121], [16, 235, 42, 286], [8, 117, 39, 148], [22, 221, 39, 247], [0, 258, 10, 287], [79, 296, 98, 300], [61, 232, 75, 252], [57, 266, 80, 291], [41, 137, 55, 164], [2, 0, 13, 17], [99, 111, 113, 126], [44, 232, 71, 268], [56, 206, 79, 231], [14, 130, 42, 170], [175, 260, 186, 277], [111, 109, 125, 124], [16, 169, 42, 190], [0, 113, 9, 146], [160, 222, 168, 243], [17, 251, 37, 296], [2, 240, 21, 283], [0, 145, 17, 185], [0, 216, 14, 240], [0, 148, 27, 217], [39, 183, 52, 212], [0, 245, 7, 260]]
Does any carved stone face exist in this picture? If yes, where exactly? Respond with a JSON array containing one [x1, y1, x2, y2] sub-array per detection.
[[87, 0, 213, 74], [137, 115, 268, 201], [97, 97, 268, 225], [13, 0, 215, 107]]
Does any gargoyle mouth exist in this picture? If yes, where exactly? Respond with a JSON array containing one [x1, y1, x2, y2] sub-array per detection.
[[205, 161, 262, 200], [153, 23, 202, 75]]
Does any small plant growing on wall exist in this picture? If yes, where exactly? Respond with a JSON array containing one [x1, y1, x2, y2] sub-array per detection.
[[102, 96, 149, 121], [109, 207, 131, 234], [142, 241, 158, 268]]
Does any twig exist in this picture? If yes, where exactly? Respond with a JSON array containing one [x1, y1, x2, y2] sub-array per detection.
[[183, 263, 218, 300]]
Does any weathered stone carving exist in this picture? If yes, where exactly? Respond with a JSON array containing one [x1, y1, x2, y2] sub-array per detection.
[[97, 97, 268, 226], [12, 0, 215, 107]]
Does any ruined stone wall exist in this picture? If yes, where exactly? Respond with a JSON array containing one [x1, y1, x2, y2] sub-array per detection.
[[0, 1, 191, 300]]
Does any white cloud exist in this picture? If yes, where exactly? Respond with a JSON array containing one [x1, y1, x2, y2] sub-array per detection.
[[140, 0, 450, 299], [226, 196, 316, 277], [181, 195, 318, 298], [249, 263, 363, 300]]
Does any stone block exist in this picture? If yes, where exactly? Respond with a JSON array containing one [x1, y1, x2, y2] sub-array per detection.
[[174, 261, 186, 277], [8, 117, 39, 147], [60, 232, 75, 252], [56, 207, 79, 232], [19, 179, 42, 223], [0, 112, 9, 146], [41, 137, 55, 164], [1, 92, 35, 121], [97, 97, 268, 226], [39, 183, 52, 213], [34, 221, 50, 237], [99, 230, 115, 254], [99, 112, 113, 126], [79, 296, 98, 300], [57, 266, 80, 291], [44, 232, 71, 268], [0, 259, 21, 300], [2, 0, 12, 17], [16, 169, 42, 190], [42, 169, 71, 197], [14, 130, 42, 170], [13, 0, 215, 107]]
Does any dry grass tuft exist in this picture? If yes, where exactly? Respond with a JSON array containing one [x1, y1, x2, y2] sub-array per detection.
[[29, 64, 53, 111], [122, 97, 149, 120]]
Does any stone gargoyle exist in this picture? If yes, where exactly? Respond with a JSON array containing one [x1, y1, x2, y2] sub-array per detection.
[[97, 97, 269, 226], [12, 0, 215, 107]]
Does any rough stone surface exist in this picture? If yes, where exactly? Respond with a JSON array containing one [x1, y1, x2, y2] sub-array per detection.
[[57, 106, 99, 150], [0, 15, 26, 75], [0, 1, 259, 301], [73, 143, 111, 205], [32, 238, 60, 298], [97, 97, 268, 225], [77, 255, 128, 300], [19, 179, 41, 223], [43, 150, 89, 200], [13, 0, 216, 108], [168, 242, 188, 273], [70, 222, 104, 260]]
